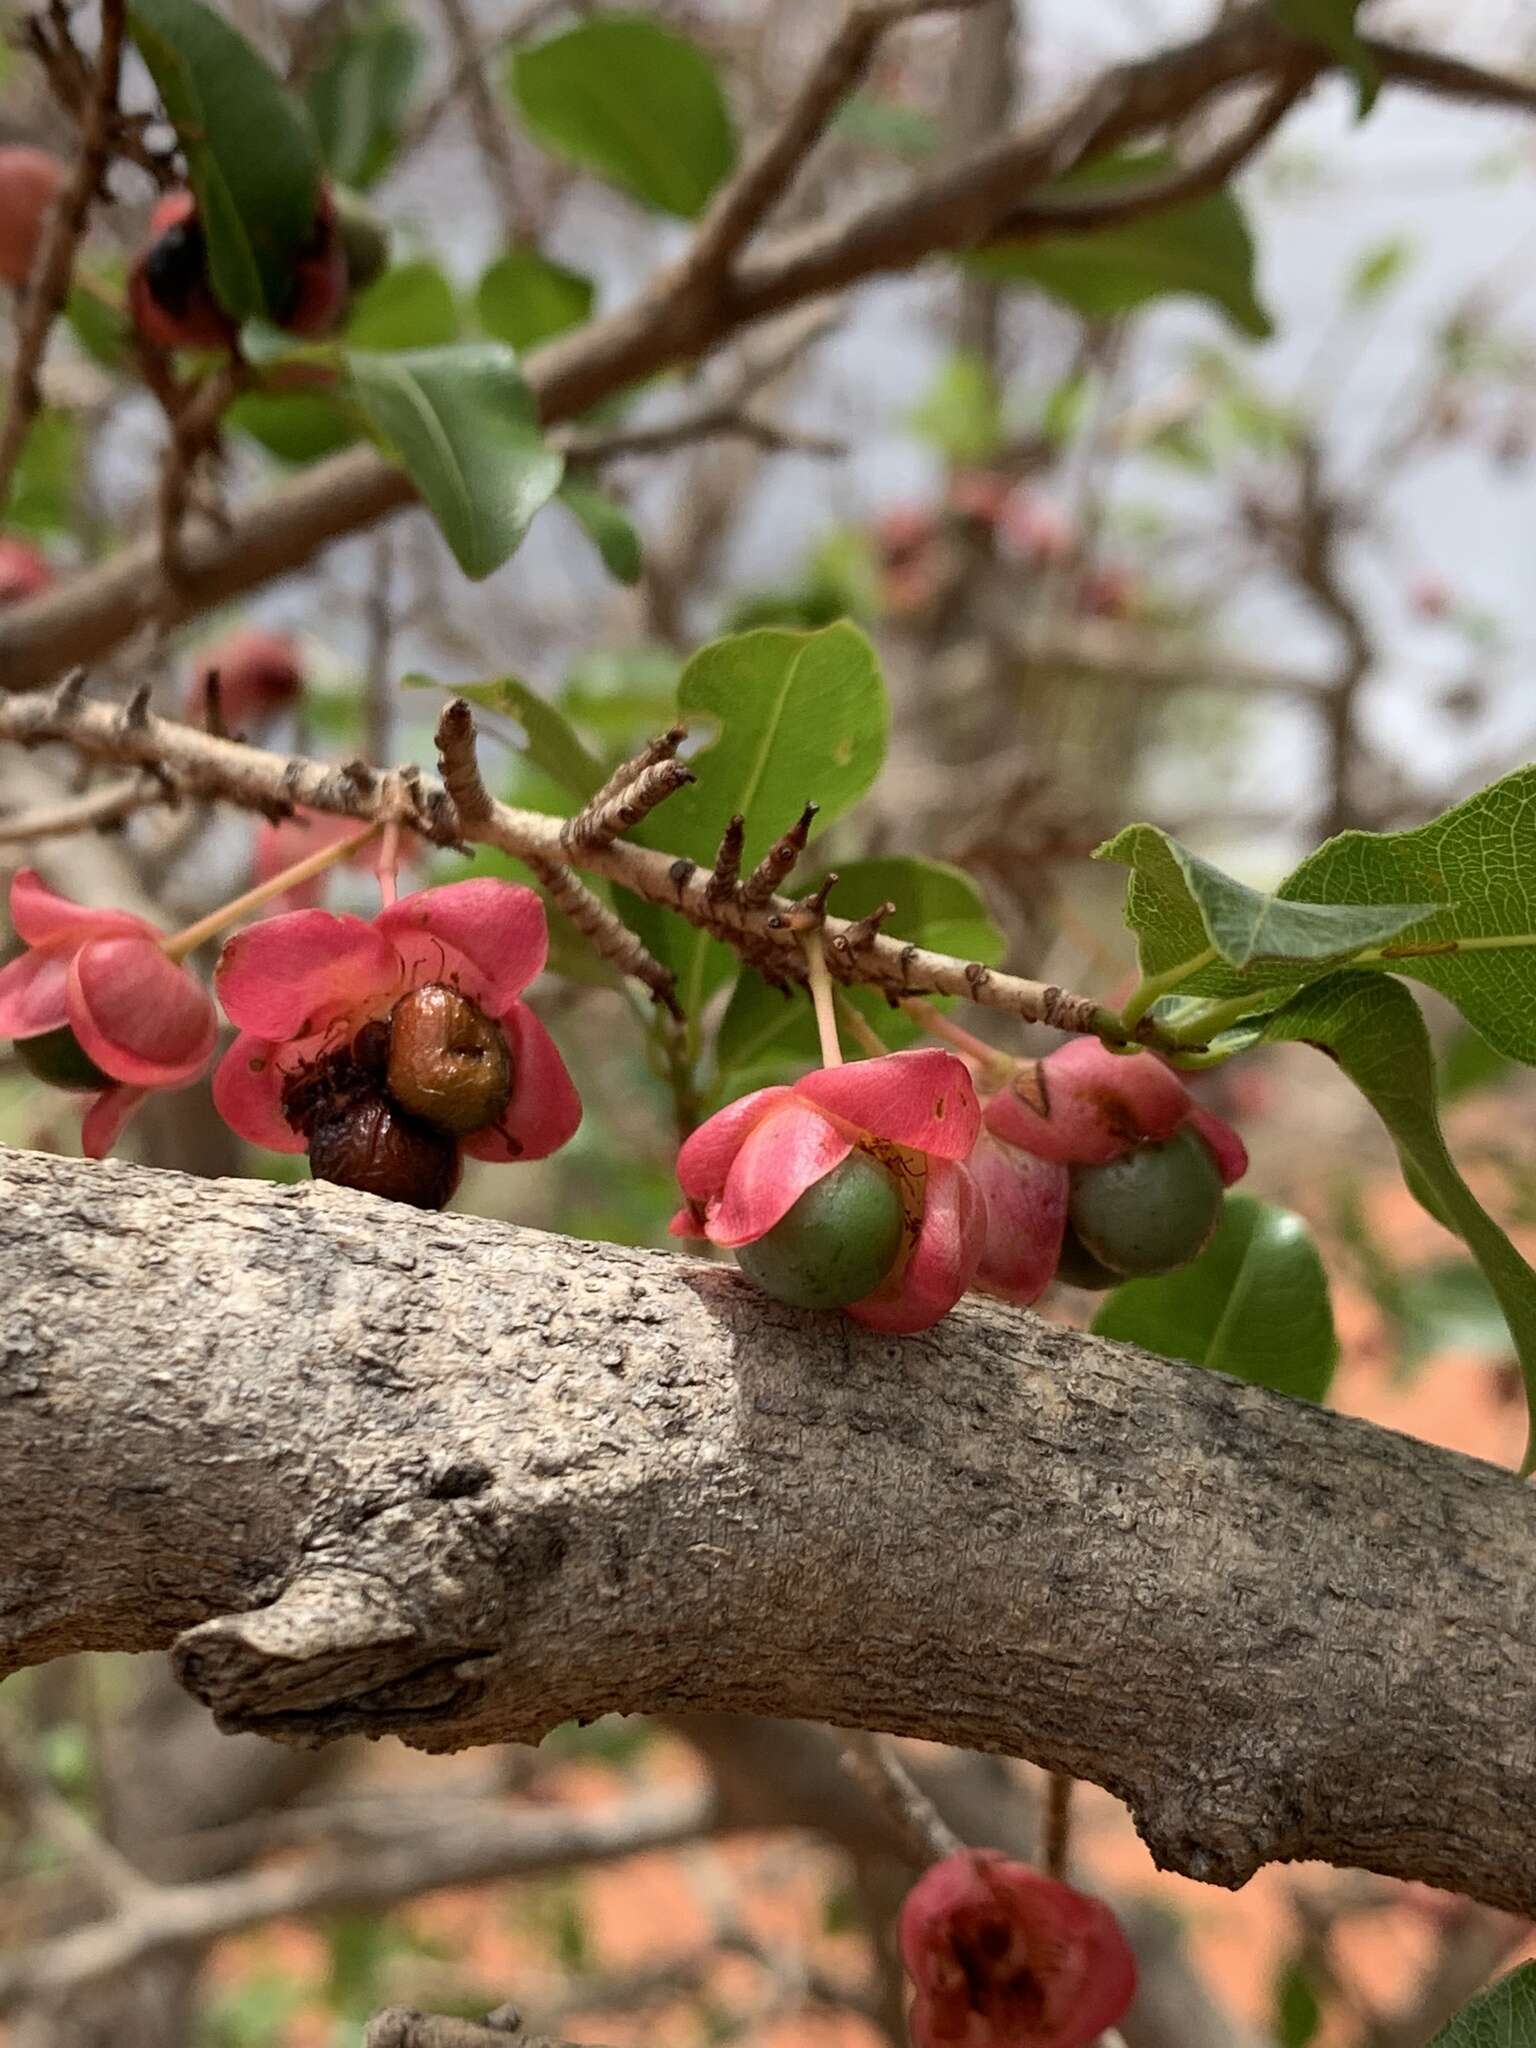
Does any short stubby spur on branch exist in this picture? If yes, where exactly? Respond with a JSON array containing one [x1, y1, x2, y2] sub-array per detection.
[[671, 1047, 985, 1332], [0, 868, 217, 1155], [213, 879, 582, 1209]]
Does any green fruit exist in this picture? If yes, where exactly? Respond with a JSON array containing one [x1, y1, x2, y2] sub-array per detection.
[[1067, 1124, 1222, 1278], [736, 1150, 904, 1311], [1053, 1225, 1124, 1292], [16, 1025, 111, 1092]]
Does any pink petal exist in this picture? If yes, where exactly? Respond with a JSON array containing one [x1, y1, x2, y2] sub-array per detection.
[[9, 868, 156, 948], [0, 942, 71, 1039], [984, 1038, 1190, 1165], [211, 1031, 308, 1153], [971, 1134, 1069, 1307], [675, 1086, 795, 1206], [215, 910, 397, 1039], [460, 998, 581, 1164], [67, 937, 217, 1087], [794, 1049, 980, 1160], [708, 1101, 852, 1248], [1187, 1101, 1249, 1187], [850, 1158, 986, 1334], [377, 880, 549, 1015], [80, 1085, 149, 1159], [668, 1203, 709, 1240]]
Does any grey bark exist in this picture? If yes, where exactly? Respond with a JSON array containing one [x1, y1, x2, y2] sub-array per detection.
[[3, 1146, 1535, 1913]]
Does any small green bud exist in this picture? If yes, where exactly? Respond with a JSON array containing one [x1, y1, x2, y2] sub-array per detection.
[[1067, 1123, 1222, 1278], [15, 1025, 111, 1093], [736, 1149, 904, 1311]]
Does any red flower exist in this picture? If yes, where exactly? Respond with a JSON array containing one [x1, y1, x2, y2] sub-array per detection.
[[188, 626, 305, 734], [976, 1037, 1247, 1303], [899, 1850, 1136, 2048], [252, 807, 416, 912], [0, 535, 53, 607], [213, 879, 580, 1202], [670, 1048, 985, 1333], [0, 869, 217, 1156]]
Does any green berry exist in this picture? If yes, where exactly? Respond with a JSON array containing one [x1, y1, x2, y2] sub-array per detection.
[[1067, 1124, 1222, 1278], [736, 1150, 904, 1311], [1053, 1224, 1124, 1292], [16, 1025, 111, 1093]]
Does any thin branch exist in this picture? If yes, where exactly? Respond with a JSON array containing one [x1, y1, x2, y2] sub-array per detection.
[[841, 1733, 962, 1865], [0, 686, 1129, 1040], [431, 0, 529, 243], [0, 771, 167, 844], [0, 0, 125, 508], [0, 1786, 713, 2010], [684, 0, 989, 280], [555, 406, 846, 464]]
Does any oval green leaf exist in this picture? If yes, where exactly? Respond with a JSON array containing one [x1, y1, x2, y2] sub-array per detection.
[[129, 0, 323, 320], [306, 8, 423, 190], [557, 474, 642, 585], [345, 343, 565, 579], [346, 260, 459, 351], [506, 14, 737, 219], [476, 249, 595, 351], [1428, 1965, 1536, 2048], [1093, 1195, 1338, 1403]]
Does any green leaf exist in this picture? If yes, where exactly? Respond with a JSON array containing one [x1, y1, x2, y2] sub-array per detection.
[[908, 352, 1004, 465], [1274, 1956, 1322, 2048], [1428, 1964, 1536, 2048], [969, 147, 1273, 340], [631, 624, 889, 1020], [1093, 1197, 1338, 1403], [346, 343, 564, 579], [1271, 0, 1380, 118], [1097, 824, 1439, 987], [345, 260, 459, 350], [1440, 1023, 1515, 1106], [128, 0, 323, 320], [476, 249, 595, 351], [1348, 234, 1412, 306], [228, 389, 358, 464], [558, 473, 642, 584], [833, 94, 937, 161], [403, 672, 605, 801], [1261, 974, 1536, 1469], [1279, 765, 1536, 1065], [506, 14, 737, 219], [7, 411, 77, 537], [716, 854, 1004, 1075], [306, 8, 423, 190], [65, 277, 131, 370]]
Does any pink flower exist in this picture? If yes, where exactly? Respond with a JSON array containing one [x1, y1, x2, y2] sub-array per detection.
[[976, 1038, 1247, 1304], [670, 1048, 985, 1333], [900, 1850, 1137, 2048], [187, 627, 304, 733], [0, 869, 217, 1157], [0, 535, 52, 607], [212, 878, 580, 1206]]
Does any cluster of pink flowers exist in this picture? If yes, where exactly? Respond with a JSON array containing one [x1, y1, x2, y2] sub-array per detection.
[[675, 1033, 1246, 1333]]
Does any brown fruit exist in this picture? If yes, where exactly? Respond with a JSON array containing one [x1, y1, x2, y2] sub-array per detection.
[[308, 1094, 460, 1209], [387, 982, 512, 1136]]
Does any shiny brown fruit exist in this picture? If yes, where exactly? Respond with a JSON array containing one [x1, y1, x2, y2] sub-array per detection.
[[386, 982, 512, 1136], [307, 1093, 460, 1210]]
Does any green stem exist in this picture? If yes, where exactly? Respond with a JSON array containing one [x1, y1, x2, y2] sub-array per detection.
[[1164, 990, 1277, 1049], [1116, 944, 1219, 1031]]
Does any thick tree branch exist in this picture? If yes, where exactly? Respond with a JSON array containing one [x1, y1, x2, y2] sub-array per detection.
[[3, 6, 1530, 687], [3, 1146, 1535, 1917]]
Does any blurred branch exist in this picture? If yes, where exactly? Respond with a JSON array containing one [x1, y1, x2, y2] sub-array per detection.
[[0, 770, 167, 843], [0, 1785, 712, 2010], [556, 405, 845, 463], [9, 1, 1532, 686], [0, 0, 125, 507], [430, 0, 529, 243]]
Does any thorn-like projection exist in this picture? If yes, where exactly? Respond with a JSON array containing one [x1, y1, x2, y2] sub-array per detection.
[[201, 671, 229, 740], [768, 871, 839, 933], [340, 758, 377, 794], [741, 801, 818, 909], [562, 757, 694, 853], [434, 699, 493, 828], [48, 667, 88, 721], [583, 725, 688, 819], [122, 682, 152, 728], [830, 899, 896, 966], [528, 856, 682, 1018], [707, 814, 746, 902]]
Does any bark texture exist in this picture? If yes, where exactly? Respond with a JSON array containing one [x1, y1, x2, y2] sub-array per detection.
[[3, 1145, 1535, 1912]]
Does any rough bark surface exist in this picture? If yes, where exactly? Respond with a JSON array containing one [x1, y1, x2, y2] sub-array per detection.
[[3, 1145, 1535, 1912]]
